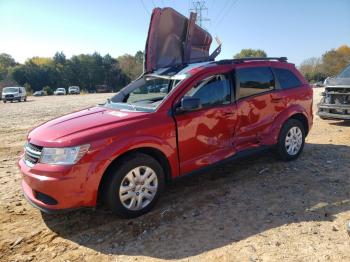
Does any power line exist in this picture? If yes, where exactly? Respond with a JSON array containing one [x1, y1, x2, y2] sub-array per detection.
[[212, 0, 230, 25], [151, 0, 156, 8], [214, 0, 239, 27], [139, 0, 151, 16], [189, 0, 210, 28]]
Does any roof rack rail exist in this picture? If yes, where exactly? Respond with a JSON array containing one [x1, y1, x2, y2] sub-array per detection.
[[215, 57, 288, 65]]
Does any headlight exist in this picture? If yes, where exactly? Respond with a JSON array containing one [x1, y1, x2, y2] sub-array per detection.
[[40, 144, 90, 165]]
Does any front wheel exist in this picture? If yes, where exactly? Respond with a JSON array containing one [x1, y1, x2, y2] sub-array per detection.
[[276, 119, 305, 161], [104, 153, 165, 218]]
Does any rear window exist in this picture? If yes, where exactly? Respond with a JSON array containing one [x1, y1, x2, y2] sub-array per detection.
[[237, 67, 274, 99], [274, 68, 302, 89]]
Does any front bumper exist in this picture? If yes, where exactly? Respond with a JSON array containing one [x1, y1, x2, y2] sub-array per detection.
[[18, 157, 95, 212], [3, 97, 19, 101], [318, 103, 350, 120]]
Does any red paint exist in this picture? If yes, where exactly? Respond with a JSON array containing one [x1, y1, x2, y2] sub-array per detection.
[[18, 60, 313, 211]]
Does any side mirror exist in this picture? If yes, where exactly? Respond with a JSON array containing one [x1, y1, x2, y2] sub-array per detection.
[[176, 97, 201, 113]]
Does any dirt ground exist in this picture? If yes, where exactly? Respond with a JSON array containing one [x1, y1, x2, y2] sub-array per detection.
[[0, 89, 349, 262]]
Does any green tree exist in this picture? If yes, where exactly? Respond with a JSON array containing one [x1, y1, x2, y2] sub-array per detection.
[[7, 51, 140, 93], [53, 51, 66, 65], [299, 57, 324, 82], [299, 44, 350, 82], [322, 45, 350, 76], [134, 51, 144, 65], [0, 53, 17, 81], [43, 86, 53, 95], [233, 48, 267, 59], [24, 83, 32, 93], [118, 51, 144, 80]]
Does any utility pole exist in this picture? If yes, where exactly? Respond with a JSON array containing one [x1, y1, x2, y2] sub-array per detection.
[[189, 0, 210, 28]]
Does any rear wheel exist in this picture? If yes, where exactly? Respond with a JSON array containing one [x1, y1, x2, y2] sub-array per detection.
[[276, 119, 305, 161], [3, 100, 6, 103], [104, 153, 165, 218], [24, 96, 27, 102]]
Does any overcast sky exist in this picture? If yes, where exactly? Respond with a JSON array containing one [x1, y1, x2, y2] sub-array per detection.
[[1, 0, 349, 65]]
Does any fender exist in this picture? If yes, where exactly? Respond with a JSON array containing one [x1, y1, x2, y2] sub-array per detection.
[[81, 135, 179, 205], [263, 104, 310, 145]]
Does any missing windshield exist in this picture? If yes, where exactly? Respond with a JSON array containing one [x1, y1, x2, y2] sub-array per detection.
[[105, 76, 182, 112]]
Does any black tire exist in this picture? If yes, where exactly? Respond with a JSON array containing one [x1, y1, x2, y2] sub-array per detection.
[[104, 153, 165, 218], [276, 119, 305, 161], [18, 98, 21, 102], [3, 100, 6, 103], [24, 97, 27, 102]]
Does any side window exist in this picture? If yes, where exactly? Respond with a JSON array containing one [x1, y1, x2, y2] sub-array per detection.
[[184, 75, 231, 108], [19, 88, 22, 93], [237, 67, 274, 99], [274, 68, 302, 89]]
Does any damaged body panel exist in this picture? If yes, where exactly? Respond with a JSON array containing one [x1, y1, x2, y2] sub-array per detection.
[[318, 64, 350, 120]]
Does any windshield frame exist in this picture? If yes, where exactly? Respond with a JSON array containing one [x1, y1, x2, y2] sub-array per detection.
[[105, 74, 188, 113]]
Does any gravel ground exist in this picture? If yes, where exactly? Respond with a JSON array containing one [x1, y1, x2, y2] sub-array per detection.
[[0, 89, 350, 262]]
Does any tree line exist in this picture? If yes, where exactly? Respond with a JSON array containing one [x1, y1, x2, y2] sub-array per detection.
[[298, 45, 350, 83], [233, 46, 350, 83], [1, 46, 349, 94], [0, 51, 144, 94]]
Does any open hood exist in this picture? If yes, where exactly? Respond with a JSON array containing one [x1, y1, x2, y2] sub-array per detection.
[[144, 7, 221, 73]]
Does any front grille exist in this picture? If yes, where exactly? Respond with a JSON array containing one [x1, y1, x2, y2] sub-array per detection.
[[24, 143, 43, 167], [325, 88, 350, 105], [5, 94, 14, 98]]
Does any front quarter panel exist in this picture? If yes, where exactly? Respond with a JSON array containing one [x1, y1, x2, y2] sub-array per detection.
[[82, 111, 179, 205]]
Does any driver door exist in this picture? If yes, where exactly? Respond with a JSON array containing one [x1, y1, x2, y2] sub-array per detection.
[[175, 74, 237, 174]]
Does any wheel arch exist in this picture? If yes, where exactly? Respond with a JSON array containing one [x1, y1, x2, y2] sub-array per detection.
[[96, 147, 172, 205], [289, 113, 309, 136], [265, 106, 311, 145]]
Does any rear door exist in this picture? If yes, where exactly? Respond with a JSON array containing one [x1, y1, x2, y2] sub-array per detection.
[[175, 73, 237, 174], [234, 65, 278, 150]]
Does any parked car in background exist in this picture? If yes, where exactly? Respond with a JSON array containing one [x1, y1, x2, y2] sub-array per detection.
[[160, 86, 168, 93], [33, 90, 45, 96], [18, 7, 313, 218], [96, 85, 112, 93], [318, 64, 350, 120], [54, 88, 66, 95], [315, 81, 324, 87], [2, 86, 27, 103], [68, 86, 80, 94]]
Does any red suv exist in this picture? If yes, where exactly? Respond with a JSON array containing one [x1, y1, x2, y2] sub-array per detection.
[[18, 8, 313, 218]]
